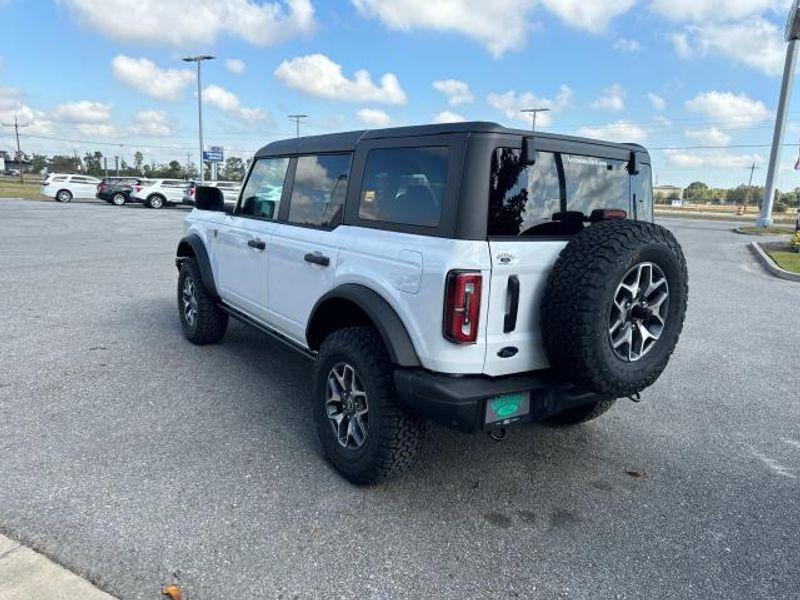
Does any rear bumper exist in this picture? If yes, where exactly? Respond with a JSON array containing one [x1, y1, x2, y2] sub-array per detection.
[[394, 369, 610, 433]]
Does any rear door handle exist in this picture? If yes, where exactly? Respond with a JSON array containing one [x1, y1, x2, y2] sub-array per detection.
[[504, 275, 520, 333], [304, 252, 330, 267], [247, 238, 266, 250]]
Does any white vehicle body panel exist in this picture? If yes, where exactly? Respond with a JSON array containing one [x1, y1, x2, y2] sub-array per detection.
[[132, 179, 189, 204]]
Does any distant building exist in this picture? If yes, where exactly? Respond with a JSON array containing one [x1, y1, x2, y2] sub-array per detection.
[[654, 185, 684, 202], [3, 158, 33, 173]]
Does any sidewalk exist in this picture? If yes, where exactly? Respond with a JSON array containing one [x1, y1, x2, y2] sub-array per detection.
[[0, 533, 115, 600]]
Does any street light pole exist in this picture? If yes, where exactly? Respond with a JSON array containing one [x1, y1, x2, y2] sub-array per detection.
[[520, 108, 550, 133], [182, 55, 215, 184], [757, 1, 800, 228]]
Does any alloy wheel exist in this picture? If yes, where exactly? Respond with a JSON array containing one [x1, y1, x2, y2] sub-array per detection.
[[608, 262, 669, 362], [182, 275, 198, 328], [325, 362, 369, 449]]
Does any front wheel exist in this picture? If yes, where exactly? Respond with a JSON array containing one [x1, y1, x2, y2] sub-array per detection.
[[55, 189, 72, 203], [177, 258, 228, 344], [111, 193, 126, 206], [313, 327, 424, 485]]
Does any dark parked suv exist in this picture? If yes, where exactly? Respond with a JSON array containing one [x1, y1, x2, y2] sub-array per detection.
[[96, 177, 142, 206]]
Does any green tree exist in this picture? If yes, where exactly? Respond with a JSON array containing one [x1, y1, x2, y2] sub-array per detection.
[[222, 157, 246, 181], [133, 151, 144, 174], [685, 181, 709, 202], [30, 154, 48, 174], [83, 151, 104, 177], [48, 154, 81, 173]]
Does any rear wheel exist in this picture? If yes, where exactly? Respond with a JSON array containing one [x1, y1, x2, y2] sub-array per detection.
[[147, 194, 165, 209], [55, 189, 72, 203], [111, 192, 126, 206], [313, 327, 424, 484]]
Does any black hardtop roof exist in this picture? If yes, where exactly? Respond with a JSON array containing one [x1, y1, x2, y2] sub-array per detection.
[[255, 121, 648, 158]]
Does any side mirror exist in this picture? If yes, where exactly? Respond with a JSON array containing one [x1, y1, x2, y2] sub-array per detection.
[[521, 137, 537, 165], [195, 186, 225, 212]]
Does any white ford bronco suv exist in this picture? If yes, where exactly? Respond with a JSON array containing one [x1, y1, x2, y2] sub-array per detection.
[[175, 122, 688, 484]]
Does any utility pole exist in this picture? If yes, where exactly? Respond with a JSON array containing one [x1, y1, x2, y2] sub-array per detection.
[[288, 114, 308, 151], [746, 162, 760, 208], [758, 0, 800, 228], [115, 156, 120, 177], [182, 55, 215, 184], [2, 115, 29, 161], [104, 156, 108, 179], [520, 108, 550, 133]]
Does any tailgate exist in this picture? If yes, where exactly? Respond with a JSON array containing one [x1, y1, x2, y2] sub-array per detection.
[[483, 240, 567, 377]]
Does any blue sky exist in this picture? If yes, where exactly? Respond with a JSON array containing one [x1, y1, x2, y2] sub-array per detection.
[[0, 0, 798, 188]]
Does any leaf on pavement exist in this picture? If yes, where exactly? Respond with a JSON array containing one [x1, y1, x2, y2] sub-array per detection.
[[162, 584, 182, 600]]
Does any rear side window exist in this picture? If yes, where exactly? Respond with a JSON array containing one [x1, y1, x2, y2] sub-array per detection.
[[239, 157, 290, 220], [289, 154, 351, 229], [358, 147, 448, 228], [489, 148, 642, 237]]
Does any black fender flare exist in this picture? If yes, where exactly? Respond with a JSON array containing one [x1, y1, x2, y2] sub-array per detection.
[[307, 284, 421, 368], [176, 233, 219, 299]]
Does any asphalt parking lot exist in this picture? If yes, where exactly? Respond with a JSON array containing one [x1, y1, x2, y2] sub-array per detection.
[[0, 198, 798, 600]]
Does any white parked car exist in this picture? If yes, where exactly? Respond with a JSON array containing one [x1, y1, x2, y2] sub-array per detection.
[[182, 180, 241, 207], [40, 174, 102, 203], [131, 179, 192, 209], [174, 122, 689, 483]]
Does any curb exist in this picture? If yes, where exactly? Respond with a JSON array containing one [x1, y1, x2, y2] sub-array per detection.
[[748, 242, 800, 283], [0, 533, 116, 600]]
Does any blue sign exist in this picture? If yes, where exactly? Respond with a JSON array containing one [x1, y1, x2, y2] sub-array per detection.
[[203, 146, 224, 162]]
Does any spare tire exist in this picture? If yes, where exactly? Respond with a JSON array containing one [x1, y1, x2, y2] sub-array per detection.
[[541, 219, 688, 398]]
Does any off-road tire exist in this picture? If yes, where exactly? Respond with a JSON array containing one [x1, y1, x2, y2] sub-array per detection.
[[313, 327, 424, 484], [177, 258, 228, 344], [541, 219, 688, 398], [544, 399, 616, 426], [147, 194, 165, 209]]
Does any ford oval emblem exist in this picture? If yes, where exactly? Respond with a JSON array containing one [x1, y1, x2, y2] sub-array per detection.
[[497, 347, 519, 358]]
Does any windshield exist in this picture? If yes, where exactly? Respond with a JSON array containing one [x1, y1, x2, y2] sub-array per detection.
[[488, 148, 652, 237]]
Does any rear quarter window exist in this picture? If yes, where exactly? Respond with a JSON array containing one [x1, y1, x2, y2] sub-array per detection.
[[358, 146, 448, 228]]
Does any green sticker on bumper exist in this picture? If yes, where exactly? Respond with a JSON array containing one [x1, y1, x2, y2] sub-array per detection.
[[486, 393, 530, 425]]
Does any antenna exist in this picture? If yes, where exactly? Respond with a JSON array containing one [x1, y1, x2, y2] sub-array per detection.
[[520, 108, 550, 133]]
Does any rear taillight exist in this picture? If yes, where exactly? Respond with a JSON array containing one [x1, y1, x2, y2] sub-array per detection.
[[443, 271, 482, 344], [190, 188, 195, 196], [134, 185, 142, 192]]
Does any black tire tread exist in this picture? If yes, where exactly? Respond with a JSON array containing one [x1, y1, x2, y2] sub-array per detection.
[[178, 258, 228, 345], [313, 327, 424, 484], [541, 219, 688, 398]]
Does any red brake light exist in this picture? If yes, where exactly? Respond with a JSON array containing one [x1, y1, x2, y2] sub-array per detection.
[[134, 185, 142, 192], [190, 188, 195, 196], [592, 208, 627, 221], [444, 271, 482, 344]]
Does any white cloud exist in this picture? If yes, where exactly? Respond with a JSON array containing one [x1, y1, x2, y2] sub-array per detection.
[[76, 123, 118, 137], [111, 55, 194, 102], [61, 0, 315, 47], [577, 120, 648, 143], [129, 110, 172, 136], [541, 0, 636, 33], [648, 93, 666, 111], [613, 38, 642, 52], [351, 0, 536, 57], [663, 149, 763, 170], [202, 84, 267, 122], [274, 54, 407, 105], [53, 101, 112, 123], [591, 84, 626, 111], [650, 0, 784, 23], [0, 87, 52, 135], [685, 91, 771, 128], [356, 108, 391, 127], [685, 127, 732, 145], [486, 85, 572, 128], [671, 18, 786, 77], [225, 58, 246, 75], [433, 110, 467, 124], [432, 79, 474, 106]]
